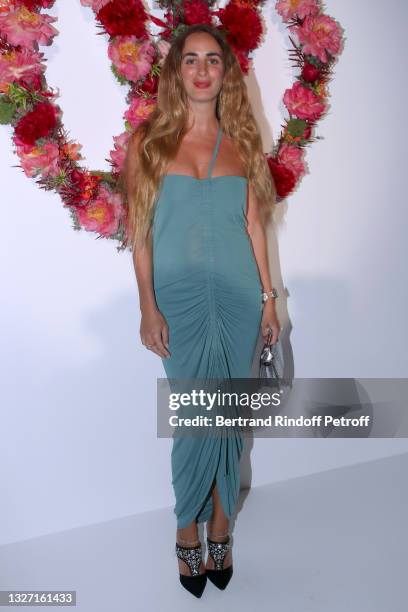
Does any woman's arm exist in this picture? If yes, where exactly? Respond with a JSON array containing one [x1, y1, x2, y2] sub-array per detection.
[[124, 133, 170, 358], [246, 182, 281, 343], [132, 224, 156, 312]]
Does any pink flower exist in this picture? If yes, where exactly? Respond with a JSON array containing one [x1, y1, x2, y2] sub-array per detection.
[[283, 81, 326, 121], [290, 14, 343, 63], [61, 141, 83, 162], [157, 40, 171, 67], [0, 5, 58, 49], [80, 0, 110, 11], [277, 143, 306, 181], [123, 96, 155, 130], [110, 130, 131, 173], [16, 141, 60, 177], [0, 47, 45, 87], [275, 0, 319, 21], [75, 185, 124, 237], [108, 36, 155, 83]]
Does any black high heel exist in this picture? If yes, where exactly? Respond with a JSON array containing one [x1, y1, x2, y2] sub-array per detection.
[[206, 534, 233, 590], [175, 540, 207, 598]]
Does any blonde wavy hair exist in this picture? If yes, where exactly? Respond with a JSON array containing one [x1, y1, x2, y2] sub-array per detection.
[[121, 23, 276, 252]]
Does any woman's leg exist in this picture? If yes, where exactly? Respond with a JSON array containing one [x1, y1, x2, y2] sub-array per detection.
[[205, 481, 233, 570], [176, 520, 206, 576]]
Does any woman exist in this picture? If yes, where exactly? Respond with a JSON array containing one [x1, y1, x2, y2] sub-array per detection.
[[123, 23, 280, 597]]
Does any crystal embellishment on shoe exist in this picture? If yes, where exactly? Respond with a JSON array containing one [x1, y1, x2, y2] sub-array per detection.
[[206, 535, 233, 590], [175, 541, 207, 598], [175, 542, 202, 576], [207, 538, 230, 571]]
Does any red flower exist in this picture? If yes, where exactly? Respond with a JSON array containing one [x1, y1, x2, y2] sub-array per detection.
[[302, 124, 312, 140], [267, 155, 297, 199], [183, 0, 212, 26], [14, 0, 55, 9], [97, 0, 149, 39], [62, 168, 101, 206], [139, 73, 158, 96], [230, 45, 251, 75], [216, 2, 263, 53], [13, 101, 59, 147], [150, 9, 177, 41], [301, 62, 321, 83], [18, 73, 43, 92]]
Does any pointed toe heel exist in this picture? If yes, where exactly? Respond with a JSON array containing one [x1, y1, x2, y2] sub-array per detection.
[[175, 541, 207, 598], [206, 564, 233, 590], [179, 572, 207, 598], [206, 535, 233, 590]]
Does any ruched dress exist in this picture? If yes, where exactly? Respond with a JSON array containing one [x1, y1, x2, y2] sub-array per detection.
[[152, 124, 263, 528]]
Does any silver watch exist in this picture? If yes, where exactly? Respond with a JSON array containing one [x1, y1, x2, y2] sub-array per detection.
[[262, 288, 278, 302]]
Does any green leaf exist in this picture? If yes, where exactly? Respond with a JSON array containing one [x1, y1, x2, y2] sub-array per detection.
[[151, 63, 161, 76], [286, 118, 307, 137], [7, 83, 32, 109], [0, 98, 16, 124]]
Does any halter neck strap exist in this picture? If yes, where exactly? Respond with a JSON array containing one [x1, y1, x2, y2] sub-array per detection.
[[207, 124, 222, 179]]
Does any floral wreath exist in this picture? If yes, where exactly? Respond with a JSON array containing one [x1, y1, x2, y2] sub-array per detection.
[[0, 0, 344, 252]]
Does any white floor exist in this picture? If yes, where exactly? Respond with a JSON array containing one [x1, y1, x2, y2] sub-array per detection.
[[0, 453, 406, 611]]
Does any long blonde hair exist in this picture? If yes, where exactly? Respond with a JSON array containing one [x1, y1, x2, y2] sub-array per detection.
[[121, 23, 276, 252]]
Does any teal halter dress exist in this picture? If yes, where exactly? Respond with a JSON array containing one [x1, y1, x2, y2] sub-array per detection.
[[152, 124, 263, 528]]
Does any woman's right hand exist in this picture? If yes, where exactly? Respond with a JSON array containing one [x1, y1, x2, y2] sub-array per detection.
[[140, 305, 171, 359]]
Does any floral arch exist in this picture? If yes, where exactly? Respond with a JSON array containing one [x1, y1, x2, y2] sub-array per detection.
[[0, 0, 344, 251]]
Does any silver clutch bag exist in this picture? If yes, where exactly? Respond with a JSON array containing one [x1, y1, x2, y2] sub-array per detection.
[[259, 331, 284, 391]]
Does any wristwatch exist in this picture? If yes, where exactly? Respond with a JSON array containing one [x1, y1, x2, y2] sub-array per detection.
[[262, 288, 278, 302]]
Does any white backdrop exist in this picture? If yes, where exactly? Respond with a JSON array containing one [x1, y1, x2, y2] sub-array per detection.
[[1, 0, 407, 546]]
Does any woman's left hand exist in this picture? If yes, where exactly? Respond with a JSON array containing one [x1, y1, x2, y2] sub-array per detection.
[[261, 299, 281, 345]]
